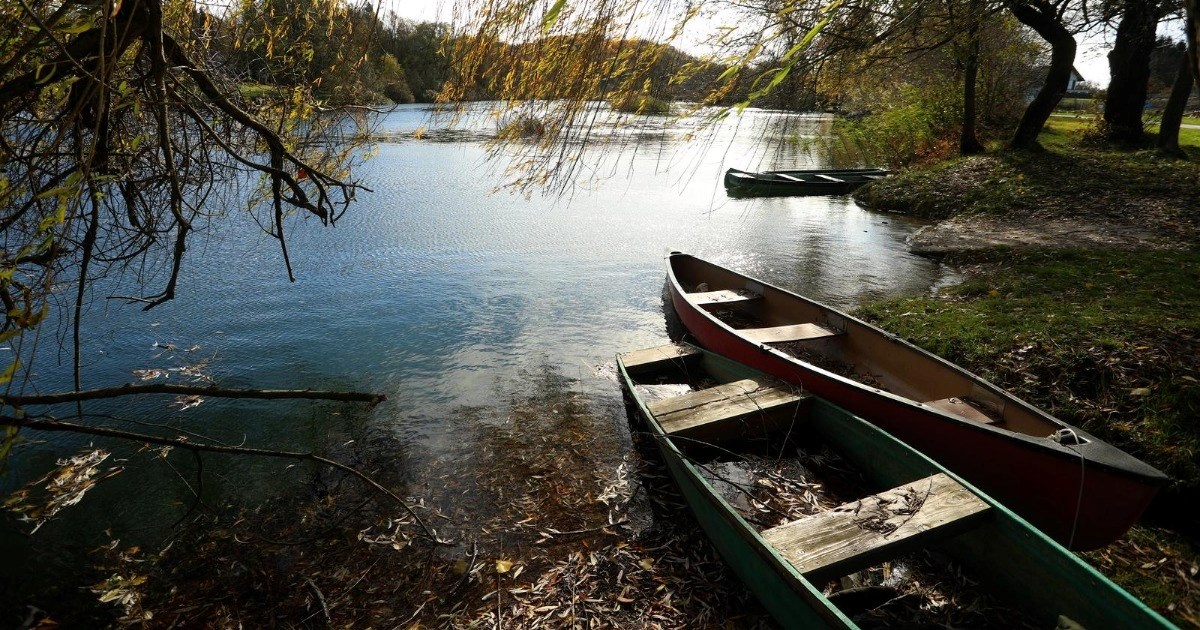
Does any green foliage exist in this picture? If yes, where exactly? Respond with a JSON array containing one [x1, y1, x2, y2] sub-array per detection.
[[831, 84, 962, 166], [376, 54, 414, 104], [226, 0, 377, 104], [856, 248, 1200, 491], [221, 0, 450, 104]]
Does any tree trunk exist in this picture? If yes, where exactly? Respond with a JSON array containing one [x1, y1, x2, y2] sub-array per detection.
[[1158, 51, 1195, 154], [1104, 0, 1162, 145], [1007, 1, 1078, 150], [961, 23, 985, 154], [1188, 0, 1200, 85]]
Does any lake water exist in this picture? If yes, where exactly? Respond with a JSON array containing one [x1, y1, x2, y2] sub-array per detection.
[[0, 104, 952, 617]]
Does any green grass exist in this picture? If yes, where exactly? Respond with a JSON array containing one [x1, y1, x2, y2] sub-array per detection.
[[238, 83, 283, 101], [854, 248, 1200, 491], [1039, 117, 1091, 147], [1084, 525, 1200, 623], [855, 120, 1200, 220], [1146, 123, 1200, 147], [1041, 117, 1200, 148]]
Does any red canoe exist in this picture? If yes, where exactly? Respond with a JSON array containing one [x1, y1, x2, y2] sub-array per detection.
[[666, 252, 1167, 550]]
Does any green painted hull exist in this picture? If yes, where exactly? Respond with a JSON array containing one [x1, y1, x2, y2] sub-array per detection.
[[617, 345, 1175, 630]]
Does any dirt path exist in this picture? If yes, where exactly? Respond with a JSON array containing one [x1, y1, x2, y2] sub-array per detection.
[[908, 214, 1163, 255]]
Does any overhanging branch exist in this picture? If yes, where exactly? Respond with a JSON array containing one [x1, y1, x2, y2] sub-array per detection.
[[4, 384, 387, 407], [2, 413, 436, 541]]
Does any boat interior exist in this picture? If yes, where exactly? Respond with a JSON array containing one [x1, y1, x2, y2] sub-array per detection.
[[670, 256, 1066, 440], [620, 343, 1039, 627]]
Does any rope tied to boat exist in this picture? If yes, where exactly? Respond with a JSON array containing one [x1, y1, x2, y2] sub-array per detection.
[[1051, 428, 1086, 550]]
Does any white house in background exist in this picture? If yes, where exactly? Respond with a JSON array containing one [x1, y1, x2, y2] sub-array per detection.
[[1026, 66, 1088, 102], [1064, 66, 1085, 92]]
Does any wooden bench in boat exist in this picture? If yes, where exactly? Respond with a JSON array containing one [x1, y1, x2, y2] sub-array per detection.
[[924, 397, 1000, 425], [775, 173, 804, 182], [814, 174, 845, 183], [742, 323, 842, 344], [864, 175, 885, 180], [646, 378, 808, 440], [762, 473, 990, 584], [688, 289, 763, 306], [619, 343, 701, 377]]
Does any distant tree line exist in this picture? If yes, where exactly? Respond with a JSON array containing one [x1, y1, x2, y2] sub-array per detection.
[[209, 0, 810, 108]]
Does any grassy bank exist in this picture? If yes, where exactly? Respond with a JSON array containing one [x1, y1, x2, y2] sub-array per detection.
[[851, 120, 1200, 623], [855, 119, 1200, 232]]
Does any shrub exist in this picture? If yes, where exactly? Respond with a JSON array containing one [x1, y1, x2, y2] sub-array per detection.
[[830, 84, 962, 165], [608, 92, 671, 115]]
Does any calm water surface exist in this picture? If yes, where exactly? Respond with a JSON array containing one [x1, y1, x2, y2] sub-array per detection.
[[1, 104, 951, 614]]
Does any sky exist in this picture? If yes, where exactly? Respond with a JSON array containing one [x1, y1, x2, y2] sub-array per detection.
[[1075, 39, 1111, 86], [385, 0, 448, 24]]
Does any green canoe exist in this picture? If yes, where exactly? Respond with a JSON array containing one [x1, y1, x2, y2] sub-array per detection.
[[617, 342, 1175, 629]]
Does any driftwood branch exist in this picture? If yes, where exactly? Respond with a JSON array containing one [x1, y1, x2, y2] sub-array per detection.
[[2, 414, 436, 541], [4, 384, 386, 407]]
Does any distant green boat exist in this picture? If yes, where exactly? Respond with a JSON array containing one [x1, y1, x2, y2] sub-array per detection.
[[724, 167, 889, 197], [617, 342, 1175, 630]]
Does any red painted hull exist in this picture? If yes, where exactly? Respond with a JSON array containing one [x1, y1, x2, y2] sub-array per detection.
[[667, 253, 1166, 550]]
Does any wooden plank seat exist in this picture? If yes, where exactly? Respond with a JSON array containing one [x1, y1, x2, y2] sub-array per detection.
[[619, 343, 701, 377], [775, 173, 804, 182], [688, 289, 763, 306], [646, 378, 808, 440], [925, 397, 1000, 425], [741, 323, 842, 344], [814, 174, 845, 183], [762, 473, 990, 584]]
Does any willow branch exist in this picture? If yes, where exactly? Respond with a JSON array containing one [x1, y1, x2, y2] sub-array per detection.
[[4, 383, 387, 407], [74, 176, 102, 397], [1, 414, 436, 541], [159, 33, 346, 222]]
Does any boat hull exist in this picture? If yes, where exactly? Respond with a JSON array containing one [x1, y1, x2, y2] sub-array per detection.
[[666, 253, 1166, 550], [617, 346, 1174, 629], [724, 168, 887, 197], [653, 427, 852, 628]]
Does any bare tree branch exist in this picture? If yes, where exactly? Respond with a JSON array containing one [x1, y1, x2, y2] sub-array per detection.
[[2, 413, 437, 541], [4, 384, 386, 407]]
